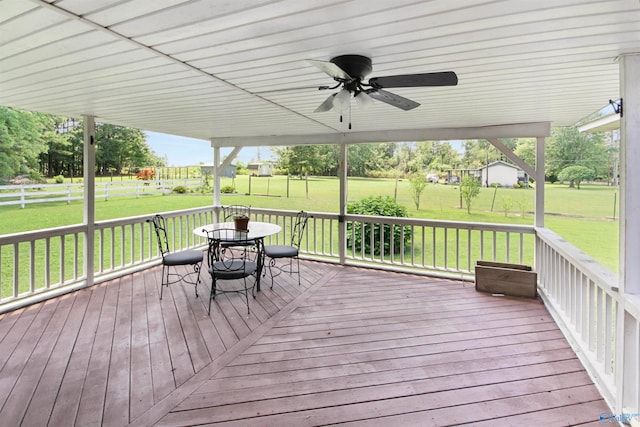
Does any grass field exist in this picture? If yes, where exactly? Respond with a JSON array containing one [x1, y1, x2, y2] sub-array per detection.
[[0, 175, 619, 272]]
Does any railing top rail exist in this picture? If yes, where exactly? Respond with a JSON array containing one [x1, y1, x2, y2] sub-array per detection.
[[0, 224, 87, 244], [345, 213, 536, 233], [249, 207, 536, 233], [93, 206, 215, 229]]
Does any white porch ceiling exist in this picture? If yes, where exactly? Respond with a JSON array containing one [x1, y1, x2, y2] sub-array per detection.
[[1, 0, 639, 145]]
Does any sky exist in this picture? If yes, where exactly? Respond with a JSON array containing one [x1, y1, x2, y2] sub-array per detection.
[[145, 131, 274, 166], [145, 130, 466, 167]]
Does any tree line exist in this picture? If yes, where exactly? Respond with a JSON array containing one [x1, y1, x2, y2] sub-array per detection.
[[0, 106, 164, 183], [274, 128, 616, 184]]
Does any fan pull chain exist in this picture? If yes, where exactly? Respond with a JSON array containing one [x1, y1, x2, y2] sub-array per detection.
[[349, 104, 352, 129]]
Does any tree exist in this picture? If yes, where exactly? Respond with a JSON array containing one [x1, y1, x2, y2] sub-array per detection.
[[513, 138, 536, 169], [95, 124, 155, 175], [460, 175, 480, 214], [0, 107, 50, 180], [273, 145, 329, 176], [558, 165, 595, 189], [39, 118, 77, 178], [409, 174, 427, 209], [414, 141, 460, 173], [546, 127, 608, 181]]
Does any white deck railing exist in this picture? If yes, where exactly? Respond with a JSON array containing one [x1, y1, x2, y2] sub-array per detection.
[[535, 228, 639, 421], [0, 207, 535, 309], [1, 206, 638, 419]]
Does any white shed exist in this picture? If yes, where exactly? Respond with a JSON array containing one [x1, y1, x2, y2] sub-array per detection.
[[480, 161, 519, 188], [200, 164, 236, 178], [247, 162, 273, 176]]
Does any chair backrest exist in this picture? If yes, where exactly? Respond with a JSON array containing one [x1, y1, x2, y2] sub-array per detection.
[[222, 205, 251, 221], [148, 214, 170, 258], [291, 210, 309, 248], [205, 228, 257, 268]]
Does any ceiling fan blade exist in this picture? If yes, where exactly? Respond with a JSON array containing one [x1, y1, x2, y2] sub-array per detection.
[[306, 59, 352, 80], [367, 89, 420, 111], [369, 71, 458, 88], [314, 94, 336, 112]]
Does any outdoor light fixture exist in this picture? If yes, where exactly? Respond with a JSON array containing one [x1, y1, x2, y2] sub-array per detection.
[[354, 90, 374, 109], [327, 88, 376, 129], [332, 88, 351, 109], [609, 98, 623, 117]]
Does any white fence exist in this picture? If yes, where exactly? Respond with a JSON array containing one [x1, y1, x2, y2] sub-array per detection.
[[0, 179, 203, 208]]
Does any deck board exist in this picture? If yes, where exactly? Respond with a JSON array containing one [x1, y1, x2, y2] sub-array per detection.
[[0, 261, 610, 426]]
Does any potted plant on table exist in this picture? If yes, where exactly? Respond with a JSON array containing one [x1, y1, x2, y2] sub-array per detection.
[[233, 214, 250, 231]]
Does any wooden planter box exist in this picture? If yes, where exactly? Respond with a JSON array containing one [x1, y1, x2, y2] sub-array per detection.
[[475, 260, 537, 298]]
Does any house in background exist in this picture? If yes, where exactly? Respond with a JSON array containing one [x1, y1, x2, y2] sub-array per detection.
[[480, 161, 521, 187], [247, 162, 273, 176]]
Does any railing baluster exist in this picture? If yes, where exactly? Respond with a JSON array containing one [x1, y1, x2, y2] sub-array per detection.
[[60, 237, 66, 285], [13, 243, 19, 297], [98, 229, 103, 273], [45, 237, 51, 289], [74, 232, 79, 280], [492, 231, 497, 261], [467, 229, 472, 273], [29, 240, 35, 293], [444, 228, 448, 270], [110, 227, 115, 271]]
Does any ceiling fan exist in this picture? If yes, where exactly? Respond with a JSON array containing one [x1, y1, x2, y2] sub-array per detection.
[[307, 55, 458, 123]]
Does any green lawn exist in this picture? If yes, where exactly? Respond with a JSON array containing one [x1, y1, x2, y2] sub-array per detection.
[[0, 175, 619, 272]]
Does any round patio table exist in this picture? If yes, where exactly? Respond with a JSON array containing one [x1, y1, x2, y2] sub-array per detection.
[[194, 221, 282, 291]]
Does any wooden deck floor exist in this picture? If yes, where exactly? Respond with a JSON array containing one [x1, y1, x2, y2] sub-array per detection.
[[0, 260, 610, 426]]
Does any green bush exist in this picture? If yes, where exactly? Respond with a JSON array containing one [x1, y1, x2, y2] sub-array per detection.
[[172, 185, 188, 194], [347, 195, 411, 256], [221, 185, 235, 193], [54, 175, 64, 184]]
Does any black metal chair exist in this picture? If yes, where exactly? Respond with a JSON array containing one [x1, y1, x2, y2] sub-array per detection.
[[206, 229, 258, 315], [263, 210, 309, 288], [148, 214, 203, 299], [222, 205, 251, 221]]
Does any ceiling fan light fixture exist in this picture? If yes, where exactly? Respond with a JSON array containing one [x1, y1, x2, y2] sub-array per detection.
[[354, 91, 374, 109], [332, 88, 351, 109]]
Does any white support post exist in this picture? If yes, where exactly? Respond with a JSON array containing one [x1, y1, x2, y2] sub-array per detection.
[[338, 142, 348, 264], [535, 136, 545, 228], [616, 53, 640, 416], [83, 116, 96, 287], [619, 53, 640, 296], [213, 145, 221, 221]]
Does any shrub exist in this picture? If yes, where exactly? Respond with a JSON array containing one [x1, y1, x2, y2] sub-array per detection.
[[54, 175, 64, 184], [347, 196, 411, 256], [172, 185, 187, 194], [221, 185, 235, 193]]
